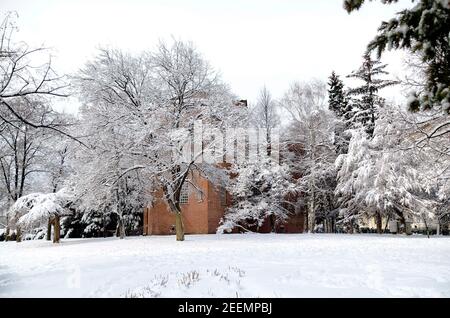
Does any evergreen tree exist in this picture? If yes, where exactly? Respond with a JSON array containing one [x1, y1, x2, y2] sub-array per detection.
[[328, 71, 348, 118], [346, 54, 398, 136], [335, 106, 439, 234], [328, 71, 352, 154], [344, 0, 450, 114]]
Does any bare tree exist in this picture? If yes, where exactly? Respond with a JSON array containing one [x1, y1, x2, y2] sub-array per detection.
[[0, 99, 53, 239], [147, 40, 239, 241], [281, 80, 337, 233], [0, 13, 80, 143], [74, 41, 240, 241], [399, 52, 450, 159], [246, 86, 282, 231], [251, 86, 280, 157]]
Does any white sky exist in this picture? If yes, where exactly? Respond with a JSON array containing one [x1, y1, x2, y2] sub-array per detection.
[[1, 0, 412, 113]]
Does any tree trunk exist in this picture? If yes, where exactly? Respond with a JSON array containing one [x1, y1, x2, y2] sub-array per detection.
[[349, 221, 354, 234], [175, 212, 185, 241], [269, 214, 276, 233], [308, 201, 315, 233], [405, 222, 412, 235], [376, 213, 383, 234], [307, 183, 316, 233], [303, 210, 309, 233], [309, 128, 316, 234], [53, 215, 60, 243], [422, 216, 430, 238], [163, 173, 186, 241], [116, 217, 125, 239], [5, 227, 10, 242], [16, 226, 22, 242], [383, 215, 391, 233], [103, 215, 107, 238], [46, 218, 52, 241]]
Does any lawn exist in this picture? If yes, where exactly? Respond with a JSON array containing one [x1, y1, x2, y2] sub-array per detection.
[[0, 234, 449, 297]]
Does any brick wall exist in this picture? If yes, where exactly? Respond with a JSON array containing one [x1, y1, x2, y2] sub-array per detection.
[[144, 171, 221, 235], [143, 171, 305, 235]]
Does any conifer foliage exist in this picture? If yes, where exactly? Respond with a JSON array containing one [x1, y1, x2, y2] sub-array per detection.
[[346, 54, 398, 136], [328, 71, 349, 119], [328, 72, 352, 154], [344, 0, 450, 114]]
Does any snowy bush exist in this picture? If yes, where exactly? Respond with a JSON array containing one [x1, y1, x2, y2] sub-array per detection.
[[7, 189, 72, 232]]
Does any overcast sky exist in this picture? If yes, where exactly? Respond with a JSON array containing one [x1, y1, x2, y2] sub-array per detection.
[[1, 0, 411, 113]]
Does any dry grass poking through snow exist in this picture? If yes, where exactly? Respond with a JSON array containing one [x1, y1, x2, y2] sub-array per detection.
[[124, 267, 247, 298]]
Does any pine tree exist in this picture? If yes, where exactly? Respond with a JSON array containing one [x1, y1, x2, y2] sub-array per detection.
[[344, 0, 450, 114], [346, 54, 398, 136], [328, 71, 352, 154], [328, 71, 349, 118]]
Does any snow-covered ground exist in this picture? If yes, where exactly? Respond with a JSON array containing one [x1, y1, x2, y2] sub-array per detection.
[[0, 234, 449, 298]]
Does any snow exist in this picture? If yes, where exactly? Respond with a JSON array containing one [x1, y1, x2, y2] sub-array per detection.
[[1, 234, 450, 298]]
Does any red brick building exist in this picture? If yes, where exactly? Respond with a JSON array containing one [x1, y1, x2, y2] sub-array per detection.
[[143, 170, 229, 235], [142, 99, 305, 235], [143, 170, 304, 235]]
